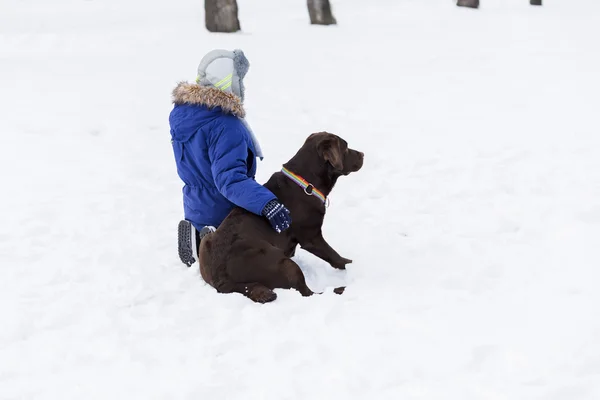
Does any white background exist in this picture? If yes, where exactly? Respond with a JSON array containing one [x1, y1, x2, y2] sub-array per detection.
[[1, 0, 599, 398]]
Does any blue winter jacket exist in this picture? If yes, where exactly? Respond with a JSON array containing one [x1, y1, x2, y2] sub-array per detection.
[[169, 82, 276, 230]]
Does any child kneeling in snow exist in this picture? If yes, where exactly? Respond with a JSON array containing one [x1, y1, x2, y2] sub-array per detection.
[[169, 49, 291, 267]]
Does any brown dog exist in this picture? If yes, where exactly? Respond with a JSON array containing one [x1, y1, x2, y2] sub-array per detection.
[[198, 132, 364, 303]]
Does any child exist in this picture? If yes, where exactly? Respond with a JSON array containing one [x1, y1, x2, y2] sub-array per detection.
[[169, 49, 291, 266]]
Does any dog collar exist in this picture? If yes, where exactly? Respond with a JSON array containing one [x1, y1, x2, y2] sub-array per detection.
[[281, 167, 329, 207]]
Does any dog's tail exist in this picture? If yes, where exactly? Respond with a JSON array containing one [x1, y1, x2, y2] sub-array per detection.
[[198, 232, 215, 286]]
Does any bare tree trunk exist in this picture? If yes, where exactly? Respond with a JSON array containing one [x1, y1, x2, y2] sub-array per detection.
[[307, 0, 337, 25], [457, 0, 479, 8], [530, 0, 542, 5], [205, 0, 241, 33]]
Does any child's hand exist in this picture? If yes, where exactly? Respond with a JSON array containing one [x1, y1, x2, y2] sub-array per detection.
[[262, 199, 292, 233]]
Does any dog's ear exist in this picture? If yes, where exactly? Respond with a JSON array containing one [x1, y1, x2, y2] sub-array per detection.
[[318, 136, 344, 171]]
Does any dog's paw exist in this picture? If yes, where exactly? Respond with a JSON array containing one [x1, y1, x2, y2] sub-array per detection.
[[331, 257, 353, 270], [248, 286, 277, 303]]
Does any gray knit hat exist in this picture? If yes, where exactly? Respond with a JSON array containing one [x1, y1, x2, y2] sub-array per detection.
[[196, 49, 250, 102]]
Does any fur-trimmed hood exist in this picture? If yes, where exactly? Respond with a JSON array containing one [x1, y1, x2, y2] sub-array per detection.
[[172, 82, 246, 118]]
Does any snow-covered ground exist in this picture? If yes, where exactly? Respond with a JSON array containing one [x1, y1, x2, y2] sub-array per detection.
[[1, 0, 600, 398]]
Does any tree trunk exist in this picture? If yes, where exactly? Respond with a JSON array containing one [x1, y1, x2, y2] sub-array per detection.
[[307, 0, 337, 25], [205, 0, 241, 33], [457, 0, 479, 8], [530, 0, 542, 5]]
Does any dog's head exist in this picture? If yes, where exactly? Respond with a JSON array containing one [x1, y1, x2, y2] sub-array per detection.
[[306, 132, 364, 176]]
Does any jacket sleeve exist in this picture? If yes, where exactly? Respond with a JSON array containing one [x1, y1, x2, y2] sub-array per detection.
[[207, 118, 277, 216]]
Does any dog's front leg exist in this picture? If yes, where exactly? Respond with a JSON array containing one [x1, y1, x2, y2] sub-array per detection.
[[300, 235, 352, 270]]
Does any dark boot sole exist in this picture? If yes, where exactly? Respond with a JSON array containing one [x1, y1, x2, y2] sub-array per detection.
[[178, 220, 197, 267]]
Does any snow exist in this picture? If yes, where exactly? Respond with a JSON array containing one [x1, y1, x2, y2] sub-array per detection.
[[1, 0, 600, 398]]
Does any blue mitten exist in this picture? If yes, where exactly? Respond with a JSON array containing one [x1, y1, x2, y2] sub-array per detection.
[[262, 199, 292, 233]]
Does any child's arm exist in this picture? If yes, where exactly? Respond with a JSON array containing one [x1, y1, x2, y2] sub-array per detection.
[[207, 122, 277, 216]]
